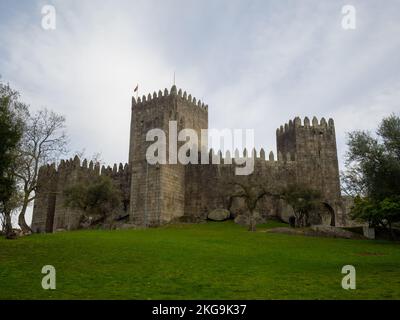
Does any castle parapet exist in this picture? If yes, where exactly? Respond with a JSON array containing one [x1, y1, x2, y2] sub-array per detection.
[[276, 116, 335, 136], [206, 148, 295, 165], [132, 85, 208, 113], [37, 156, 130, 178]]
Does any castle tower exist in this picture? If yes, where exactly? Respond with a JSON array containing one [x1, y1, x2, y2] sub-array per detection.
[[128, 85, 208, 226], [276, 116, 342, 224], [31, 164, 58, 233]]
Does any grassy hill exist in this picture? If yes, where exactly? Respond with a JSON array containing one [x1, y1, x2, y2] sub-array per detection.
[[0, 221, 399, 299]]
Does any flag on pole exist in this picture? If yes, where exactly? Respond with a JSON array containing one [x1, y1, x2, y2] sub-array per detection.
[[134, 84, 139, 100]]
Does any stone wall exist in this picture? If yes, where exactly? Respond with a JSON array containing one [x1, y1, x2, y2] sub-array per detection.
[[183, 152, 297, 221], [31, 156, 130, 233]]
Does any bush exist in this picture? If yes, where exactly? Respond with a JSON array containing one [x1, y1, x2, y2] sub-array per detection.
[[351, 196, 400, 238], [64, 175, 121, 225]]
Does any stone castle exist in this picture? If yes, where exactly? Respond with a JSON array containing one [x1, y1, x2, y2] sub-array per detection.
[[31, 85, 347, 232]]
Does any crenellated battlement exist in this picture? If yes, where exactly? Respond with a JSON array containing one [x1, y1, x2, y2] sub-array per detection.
[[206, 148, 295, 165], [276, 116, 335, 136], [38, 155, 130, 178], [132, 85, 208, 113]]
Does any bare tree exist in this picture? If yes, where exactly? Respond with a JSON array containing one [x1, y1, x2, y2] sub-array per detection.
[[14, 108, 68, 233], [228, 181, 272, 231]]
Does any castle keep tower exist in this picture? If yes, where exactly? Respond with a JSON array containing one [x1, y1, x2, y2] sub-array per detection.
[[128, 85, 208, 226]]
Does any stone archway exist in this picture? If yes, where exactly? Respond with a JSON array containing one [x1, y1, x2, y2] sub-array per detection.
[[277, 199, 295, 224], [320, 203, 335, 226]]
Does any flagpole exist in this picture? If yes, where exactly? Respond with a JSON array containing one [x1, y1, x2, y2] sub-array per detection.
[[135, 84, 138, 101]]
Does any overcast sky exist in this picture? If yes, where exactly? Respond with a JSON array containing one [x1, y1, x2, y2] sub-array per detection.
[[1, 0, 400, 223]]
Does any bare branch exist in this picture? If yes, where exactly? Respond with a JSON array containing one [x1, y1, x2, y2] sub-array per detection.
[[13, 108, 68, 232]]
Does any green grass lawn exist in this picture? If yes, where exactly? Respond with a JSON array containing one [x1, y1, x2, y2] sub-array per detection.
[[1, 221, 399, 299]]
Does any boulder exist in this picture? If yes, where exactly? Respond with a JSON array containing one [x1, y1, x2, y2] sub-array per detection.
[[207, 209, 230, 221]]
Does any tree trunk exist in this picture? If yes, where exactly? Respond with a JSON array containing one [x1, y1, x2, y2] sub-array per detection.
[[248, 211, 256, 232], [294, 214, 300, 228], [18, 201, 32, 234], [4, 210, 16, 239], [295, 213, 304, 228], [305, 214, 310, 227], [388, 221, 395, 240]]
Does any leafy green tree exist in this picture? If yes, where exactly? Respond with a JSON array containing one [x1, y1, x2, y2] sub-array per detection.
[[343, 114, 400, 237], [0, 80, 26, 238], [281, 184, 321, 228], [64, 175, 121, 226], [351, 196, 400, 238]]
